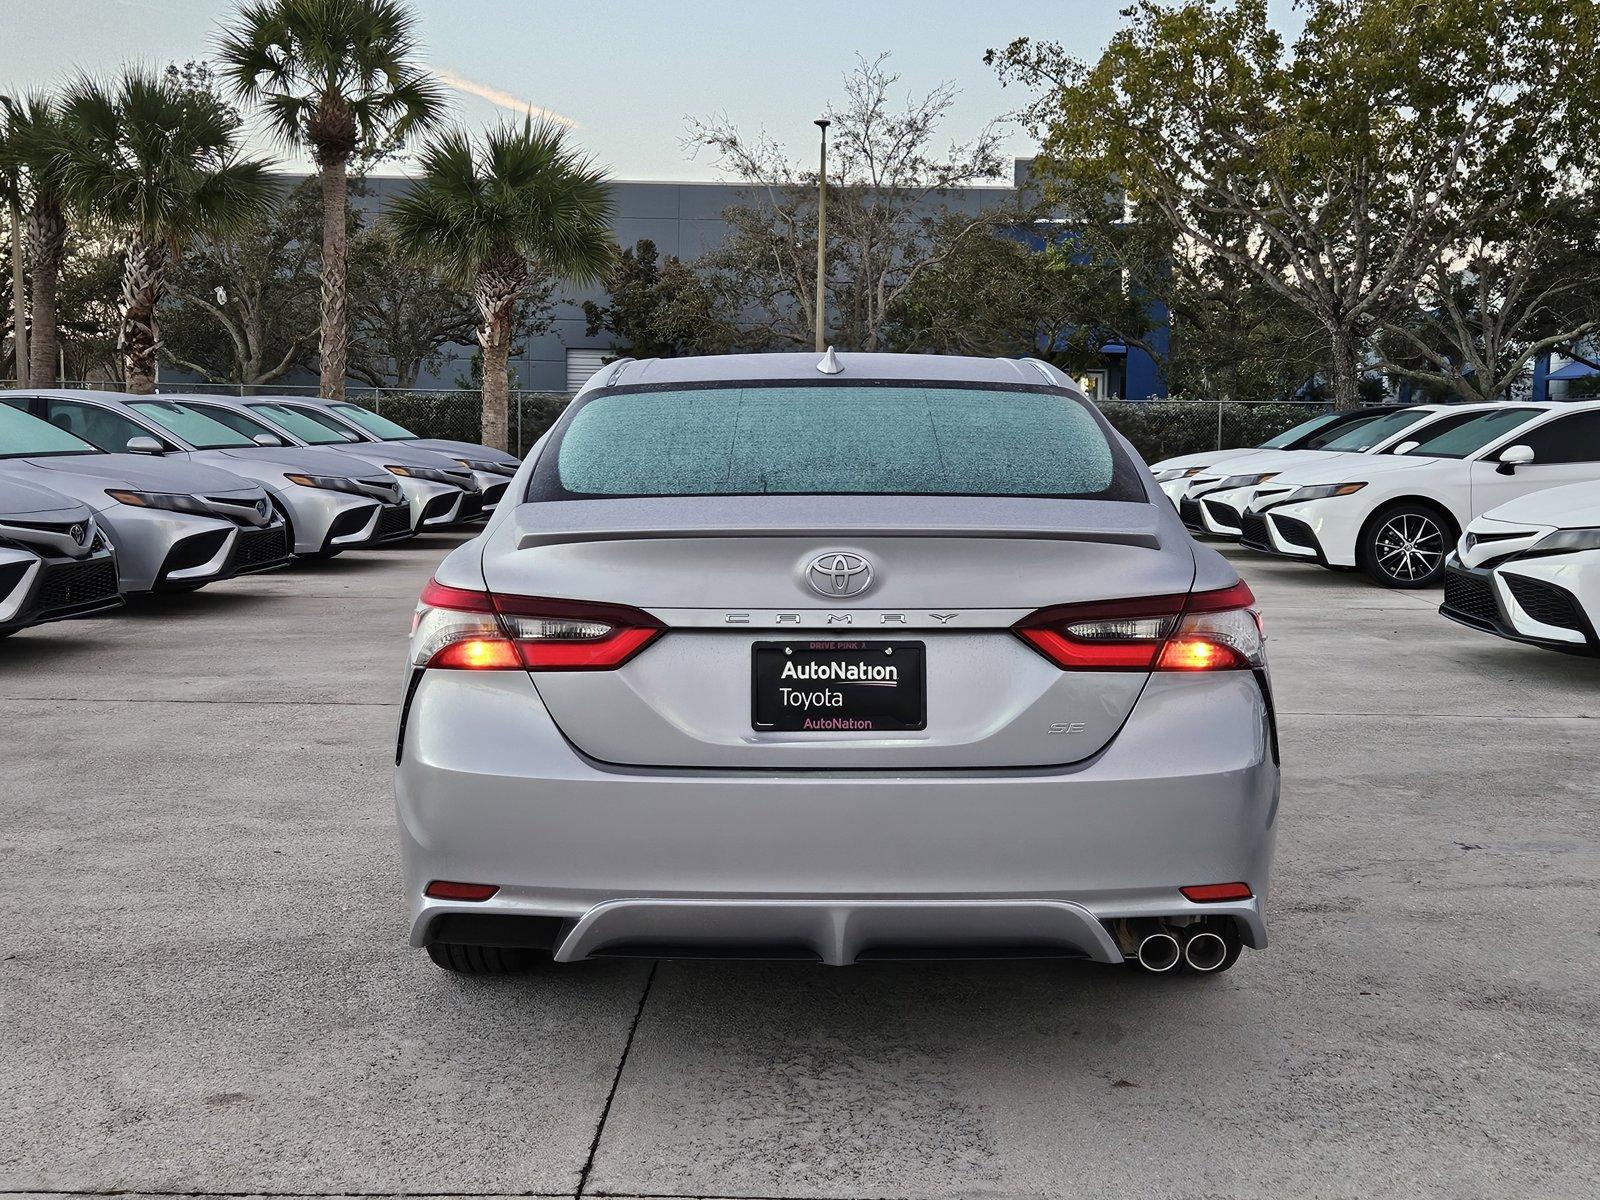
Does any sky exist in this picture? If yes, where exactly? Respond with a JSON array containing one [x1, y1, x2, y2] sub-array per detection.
[[1, 0, 1309, 181]]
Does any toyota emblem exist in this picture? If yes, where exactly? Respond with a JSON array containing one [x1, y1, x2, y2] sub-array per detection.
[[805, 551, 873, 598]]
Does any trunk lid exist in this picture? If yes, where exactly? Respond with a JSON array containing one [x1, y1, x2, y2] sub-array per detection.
[[479, 496, 1194, 769]]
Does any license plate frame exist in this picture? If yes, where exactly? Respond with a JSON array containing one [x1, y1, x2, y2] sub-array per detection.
[[751, 640, 926, 732]]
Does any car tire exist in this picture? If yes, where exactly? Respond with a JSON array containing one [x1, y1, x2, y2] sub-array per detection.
[[1359, 502, 1455, 589], [426, 942, 543, 974]]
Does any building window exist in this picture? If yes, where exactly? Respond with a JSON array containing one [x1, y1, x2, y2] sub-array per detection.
[[1076, 370, 1109, 399], [566, 347, 612, 393]]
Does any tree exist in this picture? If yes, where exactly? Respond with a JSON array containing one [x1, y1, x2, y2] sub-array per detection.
[[581, 239, 737, 358], [1377, 200, 1600, 403], [56, 68, 277, 392], [688, 53, 1005, 350], [55, 238, 124, 382], [217, 0, 445, 400], [989, 0, 1597, 409], [160, 176, 322, 386], [0, 130, 20, 380], [0, 93, 70, 387], [883, 217, 1120, 367], [389, 120, 613, 451], [349, 219, 485, 387]]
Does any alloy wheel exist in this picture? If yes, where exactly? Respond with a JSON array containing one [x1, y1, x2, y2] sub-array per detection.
[[1373, 513, 1445, 583]]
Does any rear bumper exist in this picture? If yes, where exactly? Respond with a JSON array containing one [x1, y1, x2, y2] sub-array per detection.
[[395, 670, 1279, 963]]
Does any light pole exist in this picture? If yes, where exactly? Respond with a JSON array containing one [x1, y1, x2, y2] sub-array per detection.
[[813, 117, 830, 353]]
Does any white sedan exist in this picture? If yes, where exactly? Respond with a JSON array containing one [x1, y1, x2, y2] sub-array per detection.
[[1238, 400, 1600, 587], [1441, 480, 1600, 656], [1172, 404, 1502, 538], [1150, 405, 1423, 507]]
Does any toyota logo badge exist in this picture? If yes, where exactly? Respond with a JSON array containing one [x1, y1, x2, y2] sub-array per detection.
[[805, 551, 873, 598]]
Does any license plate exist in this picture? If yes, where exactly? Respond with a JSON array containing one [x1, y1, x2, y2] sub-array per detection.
[[752, 640, 926, 732]]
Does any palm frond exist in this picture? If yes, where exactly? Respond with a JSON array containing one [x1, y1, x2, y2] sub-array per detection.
[[56, 67, 278, 248], [389, 119, 615, 289], [214, 0, 446, 160]]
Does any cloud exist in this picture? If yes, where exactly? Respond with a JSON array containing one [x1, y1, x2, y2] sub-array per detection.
[[430, 68, 577, 129]]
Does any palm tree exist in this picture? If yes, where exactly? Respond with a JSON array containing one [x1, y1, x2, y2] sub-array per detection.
[[217, 0, 445, 400], [0, 106, 28, 382], [57, 69, 277, 393], [390, 121, 613, 451], [0, 93, 70, 387]]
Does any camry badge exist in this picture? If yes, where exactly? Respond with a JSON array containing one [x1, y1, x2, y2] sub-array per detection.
[[69, 524, 87, 545], [806, 551, 873, 598]]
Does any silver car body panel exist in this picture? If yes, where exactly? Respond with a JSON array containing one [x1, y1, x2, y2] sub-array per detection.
[[397, 352, 1278, 964], [1, 391, 409, 555], [0, 452, 280, 592], [0, 475, 124, 633], [183, 396, 477, 531]]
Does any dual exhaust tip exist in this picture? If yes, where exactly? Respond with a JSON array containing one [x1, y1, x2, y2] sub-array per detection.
[[1135, 927, 1230, 974]]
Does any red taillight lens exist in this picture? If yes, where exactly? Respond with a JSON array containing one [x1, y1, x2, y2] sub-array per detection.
[[411, 579, 663, 671], [1181, 882, 1253, 903], [1015, 581, 1261, 672], [425, 880, 499, 901]]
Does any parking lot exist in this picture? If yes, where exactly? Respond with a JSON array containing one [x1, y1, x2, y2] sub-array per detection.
[[2, 534, 1596, 1200]]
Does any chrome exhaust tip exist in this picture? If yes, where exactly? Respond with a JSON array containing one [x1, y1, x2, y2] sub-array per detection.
[[1135, 931, 1182, 973], [1183, 930, 1229, 973]]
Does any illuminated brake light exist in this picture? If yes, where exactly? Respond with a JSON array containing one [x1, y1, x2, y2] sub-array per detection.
[[1014, 581, 1262, 672], [411, 578, 663, 671], [1181, 882, 1253, 903], [430, 638, 522, 670]]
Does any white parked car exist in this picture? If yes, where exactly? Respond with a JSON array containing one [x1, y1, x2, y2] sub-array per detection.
[[1239, 400, 1600, 588], [1174, 404, 1504, 538], [1150, 405, 1424, 507], [1441, 480, 1600, 656]]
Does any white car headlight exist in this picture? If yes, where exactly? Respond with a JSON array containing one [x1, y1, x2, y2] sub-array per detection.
[[1283, 481, 1368, 503], [1521, 527, 1600, 558]]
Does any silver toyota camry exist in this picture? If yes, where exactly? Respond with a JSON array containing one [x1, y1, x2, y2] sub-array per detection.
[[174, 397, 482, 532], [0, 403, 289, 593], [397, 353, 1279, 978], [0, 474, 122, 637], [2, 391, 414, 558], [266, 396, 520, 507]]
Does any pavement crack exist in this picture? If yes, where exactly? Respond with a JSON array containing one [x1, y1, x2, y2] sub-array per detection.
[[575, 961, 659, 1199]]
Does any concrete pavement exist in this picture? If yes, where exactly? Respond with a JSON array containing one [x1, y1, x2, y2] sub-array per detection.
[[1, 536, 1595, 1199]]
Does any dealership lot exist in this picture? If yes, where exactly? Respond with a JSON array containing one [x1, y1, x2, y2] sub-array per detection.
[[1, 536, 1595, 1200]]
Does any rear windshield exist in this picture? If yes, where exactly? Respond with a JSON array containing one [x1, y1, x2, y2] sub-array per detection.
[[330, 402, 417, 440], [1403, 408, 1540, 459], [529, 383, 1143, 501], [246, 403, 365, 446], [0, 404, 100, 458], [128, 400, 255, 449]]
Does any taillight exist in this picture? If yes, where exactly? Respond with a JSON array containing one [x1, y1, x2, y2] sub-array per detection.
[[1015, 581, 1262, 671], [411, 578, 664, 671]]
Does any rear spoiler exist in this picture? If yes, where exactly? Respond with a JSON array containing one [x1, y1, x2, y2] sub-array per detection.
[[514, 496, 1164, 552]]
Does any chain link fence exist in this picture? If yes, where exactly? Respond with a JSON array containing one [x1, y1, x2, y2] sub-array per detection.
[[11, 381, 1332, 462]]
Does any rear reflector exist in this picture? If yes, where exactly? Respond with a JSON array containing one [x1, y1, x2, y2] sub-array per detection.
[[412, 579, 664, 671], [1014, 581, 1262, 671], [425, 880, 500, 901], [1181, 882, 1253, 903]]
